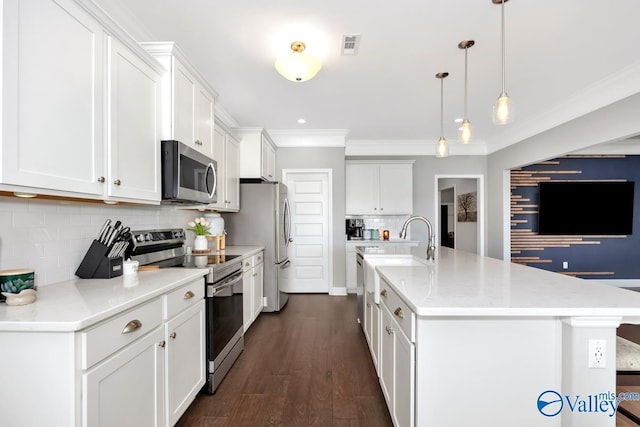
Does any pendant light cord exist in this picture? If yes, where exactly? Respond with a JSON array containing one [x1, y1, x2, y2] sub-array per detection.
[[464, 47, 469, 119], [501, 0, 506, 94], [440, 78, 444, 137]]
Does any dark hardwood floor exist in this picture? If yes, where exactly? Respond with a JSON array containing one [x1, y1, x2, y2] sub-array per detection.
[[177, 294, 393, 427]]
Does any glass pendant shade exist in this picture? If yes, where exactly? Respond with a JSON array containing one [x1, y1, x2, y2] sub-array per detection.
[[493, 92, 514, 124], [436, 137, 449, 158], [458, 119, 472, 144], [275, 41, 321, 82]]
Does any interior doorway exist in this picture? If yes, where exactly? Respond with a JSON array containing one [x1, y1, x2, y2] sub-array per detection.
[[434, 175, 485, 255], [281, 169, 333, 293]]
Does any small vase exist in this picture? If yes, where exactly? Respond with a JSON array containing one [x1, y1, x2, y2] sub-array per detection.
[[194, 235, 208, 251]]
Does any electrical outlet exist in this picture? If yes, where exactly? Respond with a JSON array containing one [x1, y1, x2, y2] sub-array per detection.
[[588, 339, 606, 368], [562, 261, 569, 270]]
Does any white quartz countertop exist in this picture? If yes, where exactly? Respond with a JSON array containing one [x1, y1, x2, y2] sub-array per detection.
[[347, 239, 419, 246], [375, 247, 640, 317], [218, 245, 265, 258], [0, 268, 208, 332]]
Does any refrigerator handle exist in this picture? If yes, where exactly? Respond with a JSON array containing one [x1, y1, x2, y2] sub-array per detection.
[[284, 197, 293, 246]]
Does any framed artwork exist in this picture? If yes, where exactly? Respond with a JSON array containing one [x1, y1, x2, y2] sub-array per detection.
[[457, 192, 477, 222]]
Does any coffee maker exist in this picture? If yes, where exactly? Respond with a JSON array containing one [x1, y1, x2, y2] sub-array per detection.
[[346, 219, 364, 240]]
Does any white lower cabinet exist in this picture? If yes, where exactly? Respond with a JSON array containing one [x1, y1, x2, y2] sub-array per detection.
[[83, 326, 165, 427], [165, 300, 206, 425], [364, 291, 380, 373], [242, 251, 264, 332], [379, 285, 415, 427]]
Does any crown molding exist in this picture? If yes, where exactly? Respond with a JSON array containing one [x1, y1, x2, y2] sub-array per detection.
[[345, 139, 487, 156], [267, 129, 349, 147], [488, 60, 640, 154], [214, 103, 240, 129], [571, 139, 640, 155]]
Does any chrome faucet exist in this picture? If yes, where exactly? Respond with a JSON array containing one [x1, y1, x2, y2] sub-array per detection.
[[399, 216, 436, 261]]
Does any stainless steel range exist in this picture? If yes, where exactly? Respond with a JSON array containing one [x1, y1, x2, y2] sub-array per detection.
[[128, 228, 244, 394]]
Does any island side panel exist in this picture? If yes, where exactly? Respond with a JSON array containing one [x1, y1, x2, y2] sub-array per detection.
[[561, 317, 619, 427], [415, 316, 561, 427]]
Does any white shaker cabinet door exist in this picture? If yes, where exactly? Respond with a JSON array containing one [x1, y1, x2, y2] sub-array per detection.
[[165, 300, 206, 427], [345, 163, 378, 214], [225, 135, 240, 210], [83, 327, 165, 427], [378, 163, 413, 215], [252, 260, 264, 320], [107, 37, 161, 202], [2, 0, 105, 194], [195, 85, 214, 155], [173, 60, 196, 148]]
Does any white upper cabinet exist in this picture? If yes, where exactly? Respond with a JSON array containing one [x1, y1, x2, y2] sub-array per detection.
[[237, 128, 277, 182], [345, 161, 414, 215], [107, 37, 162, 201], [1, 0, 164, 203], [142, 42, 217, 157], [211, 120, 240, 212], [1, 0, 105, 195]]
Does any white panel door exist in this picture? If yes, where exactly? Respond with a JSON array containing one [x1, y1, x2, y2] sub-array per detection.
[[282, 170, 331, 293]]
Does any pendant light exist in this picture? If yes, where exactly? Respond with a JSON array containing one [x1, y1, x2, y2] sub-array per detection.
[[492, 0, 514, 124], [275, 41, 322, 82], [458, 40, 474, 144], [435, 72, 449, 158]]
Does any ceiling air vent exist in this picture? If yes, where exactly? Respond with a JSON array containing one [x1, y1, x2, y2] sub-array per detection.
[[341, 34, 361, 55]]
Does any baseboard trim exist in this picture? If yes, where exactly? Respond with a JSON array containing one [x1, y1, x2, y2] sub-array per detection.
[[330, 287, 348, 296]]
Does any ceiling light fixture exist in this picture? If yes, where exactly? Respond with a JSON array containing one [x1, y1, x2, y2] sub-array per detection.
[[435, 72, 450, 158], [492, 0, 514, 124], [458, 40, 474, 144], [275, 41, 321, 82]]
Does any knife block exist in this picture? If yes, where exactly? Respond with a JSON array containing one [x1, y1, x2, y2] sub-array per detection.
[[75, 240, 123, 279]]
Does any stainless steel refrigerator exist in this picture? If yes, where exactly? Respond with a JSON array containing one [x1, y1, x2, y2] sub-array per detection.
[[223, 182, 291, 312]]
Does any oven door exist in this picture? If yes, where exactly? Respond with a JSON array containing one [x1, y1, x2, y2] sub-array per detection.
[[206, 270, 243, 367]]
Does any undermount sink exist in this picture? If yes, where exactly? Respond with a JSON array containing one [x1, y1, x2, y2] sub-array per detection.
[[364, 255, 426, 303]]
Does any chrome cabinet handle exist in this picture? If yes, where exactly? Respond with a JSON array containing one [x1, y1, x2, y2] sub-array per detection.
[[170, 332, 177, 339], [97, 176, 105, 183], [121, 319, 142, 334], [394, 307, 404, 319], [184, 290, 194, 299], [195, 140, 203, 146], [380, 289, 388, 298], [245, 262, 251, 267], [252, 273, 258, 277], [114, 179, 121, 186], [158, 340, 166, 348], [385, 326, 393, 335], [366, 302, 371, 308]]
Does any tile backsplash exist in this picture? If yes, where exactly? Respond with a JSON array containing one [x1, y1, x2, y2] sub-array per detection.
[[0, 196, 198, 287], [345, 215, 412, 239]]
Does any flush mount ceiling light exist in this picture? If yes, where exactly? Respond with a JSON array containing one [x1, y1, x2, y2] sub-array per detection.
[[275, 41, 321, 82], [493, 0, 514, 124], [435, 72, 450, 158], [458, 40, 474, 144]]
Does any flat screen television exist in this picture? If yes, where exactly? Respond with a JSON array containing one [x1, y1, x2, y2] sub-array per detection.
[[537, 181, 635, 235]]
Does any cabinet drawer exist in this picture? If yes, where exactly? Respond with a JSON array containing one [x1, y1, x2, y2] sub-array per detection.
[[81, 298, 162, 369], [242, 251, 264, 272], [379, 282, 415, 342], [164, 278, 205, 320]]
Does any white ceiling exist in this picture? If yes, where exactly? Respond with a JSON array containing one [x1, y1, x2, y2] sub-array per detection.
[[99, 0, 640, 153]]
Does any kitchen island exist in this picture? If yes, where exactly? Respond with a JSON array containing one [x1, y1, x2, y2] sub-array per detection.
[[363, 246, 640, 427]]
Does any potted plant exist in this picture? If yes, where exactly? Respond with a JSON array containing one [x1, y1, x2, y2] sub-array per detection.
[[187, 217, 211, 251]]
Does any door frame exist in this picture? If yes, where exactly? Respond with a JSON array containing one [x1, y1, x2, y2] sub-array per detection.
[[439, 185, 456, 248], [434, 174, 485, 256], [281, 168, 334, 294]]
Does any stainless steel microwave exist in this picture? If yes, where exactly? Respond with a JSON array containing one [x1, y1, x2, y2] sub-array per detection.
[[161, 140, 217, 204]]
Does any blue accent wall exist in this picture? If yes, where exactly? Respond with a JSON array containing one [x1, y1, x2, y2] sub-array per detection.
[[511, 155, 640, 279]]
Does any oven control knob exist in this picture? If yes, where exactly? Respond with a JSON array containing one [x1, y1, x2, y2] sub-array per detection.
[[145, 233, 153, 242], [136, 235, 145, 243]]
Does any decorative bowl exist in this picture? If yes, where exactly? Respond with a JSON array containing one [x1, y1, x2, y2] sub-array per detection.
[[0, 269, 35, 303], [1, 289, 37, 306]]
